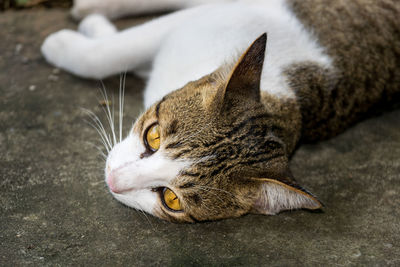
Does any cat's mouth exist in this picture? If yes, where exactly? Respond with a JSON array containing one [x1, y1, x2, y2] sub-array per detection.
[[108, 186, 136, 194], [107, 183, 158, 195]]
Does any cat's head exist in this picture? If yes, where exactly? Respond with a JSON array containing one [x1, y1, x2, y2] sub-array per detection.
[[105, 34, 322, 222]]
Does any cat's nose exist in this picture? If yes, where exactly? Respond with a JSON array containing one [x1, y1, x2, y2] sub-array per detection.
[[106, 171, 118, 193], [106, 170, 131, 194]]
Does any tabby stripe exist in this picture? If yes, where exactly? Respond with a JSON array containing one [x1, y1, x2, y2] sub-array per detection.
[[180, 171, 200, 177], [191, 194, 201, 204], [179, 182, 196, 189], [241, 153, 285, 165], [189, 214, 201, 223], [203, 135, 225, 148], [200, 162, 236, 179], [165, 141, 183, 149], [155, 96, 167, 119], [226, 113, 271, 138], [172, 149, 192, 159], [201, 113, 269, 148], [166, 119, 178, 136], [210, 163, 227, 177]]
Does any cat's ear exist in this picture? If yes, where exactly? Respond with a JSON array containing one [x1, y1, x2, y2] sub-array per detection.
[[214, 33, 267, 108], [249, 167, 323, 215]]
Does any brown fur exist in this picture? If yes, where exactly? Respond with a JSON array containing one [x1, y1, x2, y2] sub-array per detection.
[[288, 0, 400, 141], [132, 0, 400, 222]]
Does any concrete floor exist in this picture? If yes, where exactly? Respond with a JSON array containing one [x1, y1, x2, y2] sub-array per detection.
[[1, 9, 399, 266]]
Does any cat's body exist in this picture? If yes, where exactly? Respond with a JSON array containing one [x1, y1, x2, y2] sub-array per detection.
[[42, 0, 400, 222]]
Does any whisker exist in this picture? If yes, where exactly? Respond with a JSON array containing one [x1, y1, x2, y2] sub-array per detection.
[[82, 109, 112, 151], [134, 201, 155, 230], [81, 108, 113, 152], [99, 82, 118, 147], [84, 119, 110, 152], [83, 141, 108, 162], [119, 73, 126, 143]]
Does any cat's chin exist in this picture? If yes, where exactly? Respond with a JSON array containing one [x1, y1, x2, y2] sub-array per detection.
[[110, 188, 159, 215]]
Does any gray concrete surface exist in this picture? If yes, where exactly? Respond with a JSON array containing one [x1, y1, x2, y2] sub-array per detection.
[[1, 9, 399, 266]]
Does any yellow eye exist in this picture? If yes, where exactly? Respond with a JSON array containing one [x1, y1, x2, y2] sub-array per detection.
[[145, 124, 160, 151], [163, 188, 182, 211]]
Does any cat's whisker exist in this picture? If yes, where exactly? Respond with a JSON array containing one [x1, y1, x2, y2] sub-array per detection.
[[86, 120, 111, 153], [96, 147, 108, 161], [194, 193, 212, 211], [119, 73, 126, 143], [82, 141, 108, 163], [90, 142, 108, 159], [133, 200, 155, 229], [81, 108, 112, 152], [99, 83, 118, 148], [82, 111, 112, 152]]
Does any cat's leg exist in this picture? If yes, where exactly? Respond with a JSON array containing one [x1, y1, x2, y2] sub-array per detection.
[[77, 14, 151, 77], [71, 0, 232, 20], [41, 8, 200, 79], [78, 14, 117, 38]]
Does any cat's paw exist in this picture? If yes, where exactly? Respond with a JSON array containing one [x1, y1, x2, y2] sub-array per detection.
[[78, 14, 117, 38], [41, 29, 94, 77]]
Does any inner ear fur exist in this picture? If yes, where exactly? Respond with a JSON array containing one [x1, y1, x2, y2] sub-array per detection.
[[213, 33, 267, 109], [237, 162, 322, 215], [251, 178, 322, 215]]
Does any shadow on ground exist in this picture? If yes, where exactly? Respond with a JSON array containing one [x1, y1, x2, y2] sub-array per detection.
[[0, 9, 399, 266]]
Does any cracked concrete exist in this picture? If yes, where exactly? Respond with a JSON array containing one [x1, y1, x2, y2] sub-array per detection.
[[0, 9, 399, 266]]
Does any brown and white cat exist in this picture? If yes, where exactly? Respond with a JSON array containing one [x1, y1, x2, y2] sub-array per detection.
[[41, 0, 400, 222]]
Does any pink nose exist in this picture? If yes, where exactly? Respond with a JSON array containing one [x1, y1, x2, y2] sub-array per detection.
[[106, 172, 120, 193]]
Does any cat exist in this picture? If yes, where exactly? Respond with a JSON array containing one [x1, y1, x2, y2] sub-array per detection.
[[41, 0, 400, 222]]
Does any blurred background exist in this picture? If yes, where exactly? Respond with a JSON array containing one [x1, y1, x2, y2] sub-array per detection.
[[1, 0, 72, 10]]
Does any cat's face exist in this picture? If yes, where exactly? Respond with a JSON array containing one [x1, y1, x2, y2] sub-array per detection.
[[105, 34, 322, 222]]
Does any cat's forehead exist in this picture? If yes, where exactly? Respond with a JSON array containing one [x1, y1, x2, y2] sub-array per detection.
[[137, 77, 222, 129]]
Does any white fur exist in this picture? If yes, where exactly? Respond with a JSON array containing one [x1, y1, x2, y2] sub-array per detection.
[[78, 14, 117, 38], [105, 132, 191, 213], [42, 7, 200, 79], [145, 0, 332, 106], [42, 0, 332, 107]]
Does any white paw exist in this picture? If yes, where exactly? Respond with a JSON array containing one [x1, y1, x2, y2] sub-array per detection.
[[41, 29, 93, 77], [78, 14, 117, 38]]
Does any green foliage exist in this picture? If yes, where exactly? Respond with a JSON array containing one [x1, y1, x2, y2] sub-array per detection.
[[1, 0, 72, 10], [15, 0, 30, 6]]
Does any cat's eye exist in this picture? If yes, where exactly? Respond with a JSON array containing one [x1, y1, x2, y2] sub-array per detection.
[[162, 188, 182, 211], [145, 124, 160, 151]]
